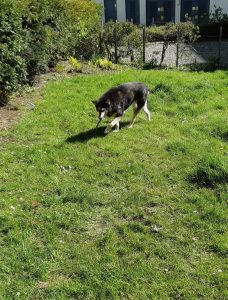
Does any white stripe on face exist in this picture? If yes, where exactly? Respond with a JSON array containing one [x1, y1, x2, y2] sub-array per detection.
[[99, 110, 107, 119]]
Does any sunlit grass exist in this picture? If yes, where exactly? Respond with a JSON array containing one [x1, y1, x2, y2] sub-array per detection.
[[0, 69, 227, 299]]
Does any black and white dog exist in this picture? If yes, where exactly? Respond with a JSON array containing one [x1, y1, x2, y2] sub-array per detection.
[[92, 82, 151, 133]]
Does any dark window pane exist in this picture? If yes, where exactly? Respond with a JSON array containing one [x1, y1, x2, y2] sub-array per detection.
[[104, 0, 117, 22], [181, 0, 192, 21], [198, 0, 209, 23], [126, 0, 140, 24], [164, 1, 174, 22], [146, 0, 158, 26]]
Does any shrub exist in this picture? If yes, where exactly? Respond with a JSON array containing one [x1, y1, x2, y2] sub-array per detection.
[[146, 22, 199, 43], [89, 58, 117, 70], [68, 57, 82, 72], [103, 21, 142, 62], [189, 57, 219, 72], [0, 0, 27, 105], [210, 6, 228, 24], [0, 0, 101, 102], [54, 63, 66, 73]]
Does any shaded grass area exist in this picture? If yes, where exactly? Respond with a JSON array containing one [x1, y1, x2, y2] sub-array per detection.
[[0, 70, 227, 299]]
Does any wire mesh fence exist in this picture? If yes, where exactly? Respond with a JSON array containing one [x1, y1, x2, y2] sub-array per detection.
[[98, 22, 227, 69]]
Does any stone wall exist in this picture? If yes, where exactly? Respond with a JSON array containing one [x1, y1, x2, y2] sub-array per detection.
[[145, 40, 228, 67]]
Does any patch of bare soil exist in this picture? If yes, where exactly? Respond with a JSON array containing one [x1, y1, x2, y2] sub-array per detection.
[[0, 71, 73, 131], [0, 63, 122, 132]]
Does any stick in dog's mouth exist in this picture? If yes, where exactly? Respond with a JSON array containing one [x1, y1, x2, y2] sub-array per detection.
[[96, 119, 102, 128]]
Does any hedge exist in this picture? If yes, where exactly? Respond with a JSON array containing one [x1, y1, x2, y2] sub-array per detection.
[[0, 0, 101, 104]]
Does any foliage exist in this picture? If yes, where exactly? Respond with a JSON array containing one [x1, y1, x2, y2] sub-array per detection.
[[0, 0, 27, 105], [89, 57, 117, 70], [54, 63, 66, 73], [142, 57, 159, 70], [74, 30, 100, 60], [68, 57, 82, 72], [210, 6, 228, 24], [189, 56, 219, 72], [147, 21, 200, 43], [0, 0, 101, 103], [102, 21, 142, 62]]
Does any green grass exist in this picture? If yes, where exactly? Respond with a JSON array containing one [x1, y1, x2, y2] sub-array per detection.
[[0, 69, 227, 299]]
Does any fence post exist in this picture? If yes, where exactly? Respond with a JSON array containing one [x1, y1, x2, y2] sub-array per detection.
[[99, 22, 103, 55], [143, 26, 146, 63], [142, 26, 146, 63], [218, 25, 223, 69], [114, 21, 118, 64], [176, 27, 179, 68]]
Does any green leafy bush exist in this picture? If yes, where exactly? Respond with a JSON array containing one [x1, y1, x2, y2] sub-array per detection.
[[0, 0, 27, 105], [146, 21, 199, 43], [68, 57, 82, 72], [54, 63, 66, 73], [103, 21, 142, 62], [0, 0, 101, 104]]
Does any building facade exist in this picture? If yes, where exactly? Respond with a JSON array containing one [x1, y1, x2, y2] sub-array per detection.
[[96, 0, 228, 25]]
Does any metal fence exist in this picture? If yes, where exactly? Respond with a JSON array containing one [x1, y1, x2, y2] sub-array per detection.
[[99, 23, 227, 68]]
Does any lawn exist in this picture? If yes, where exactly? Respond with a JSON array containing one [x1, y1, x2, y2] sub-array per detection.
[[0, 69, 227, 299]]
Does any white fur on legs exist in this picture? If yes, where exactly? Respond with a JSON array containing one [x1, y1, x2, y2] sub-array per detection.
[[113, 123, 119, 132], [128, 110, 139, 128], [105, 116, 121, 134], [143, 101, 151, 121]]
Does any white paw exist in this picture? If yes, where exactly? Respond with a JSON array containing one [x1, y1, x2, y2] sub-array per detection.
[[113, 129, 119, 133], [128, 125, 133, 128]]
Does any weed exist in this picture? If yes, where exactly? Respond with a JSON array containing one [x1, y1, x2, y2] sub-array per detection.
[[54, 63, 66, 73], [68, 57, 82, 72]]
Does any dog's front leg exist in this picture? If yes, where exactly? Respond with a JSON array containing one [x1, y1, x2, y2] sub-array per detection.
[[105, 116, 122, 134]]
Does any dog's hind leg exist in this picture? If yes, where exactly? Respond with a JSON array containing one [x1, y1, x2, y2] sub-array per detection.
[[128, 110, 139, 128], [142, 100, 151, 121], [113, 122, 120, 132], [105, 116, 122, 134], [128, 102, 140, 128]]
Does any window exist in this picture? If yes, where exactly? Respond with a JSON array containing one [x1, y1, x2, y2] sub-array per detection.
[[125, 0, 140, 24], [181, 0, 209, 23], [104, 0, 117, 22], [146, 0, 175, 26], [198, 0, 209, 23], [146, 0, 158, 26]]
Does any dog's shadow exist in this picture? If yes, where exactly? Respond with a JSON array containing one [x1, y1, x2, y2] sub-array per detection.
[[66, 122, 129, 143]]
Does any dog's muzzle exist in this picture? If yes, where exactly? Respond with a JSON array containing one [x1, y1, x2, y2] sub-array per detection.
[[99, 110, 107, 120]]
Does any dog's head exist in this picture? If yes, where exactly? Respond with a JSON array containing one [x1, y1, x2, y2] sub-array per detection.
[[92, 99, 111, 120]]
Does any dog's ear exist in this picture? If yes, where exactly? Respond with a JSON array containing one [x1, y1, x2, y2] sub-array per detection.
[[92, 100, 97, 106]]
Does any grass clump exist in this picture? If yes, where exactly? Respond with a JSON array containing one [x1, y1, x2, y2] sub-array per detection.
[[189, 155, 228, 188], [211, 125, 228, 142], [165, 141, 188, 156]]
